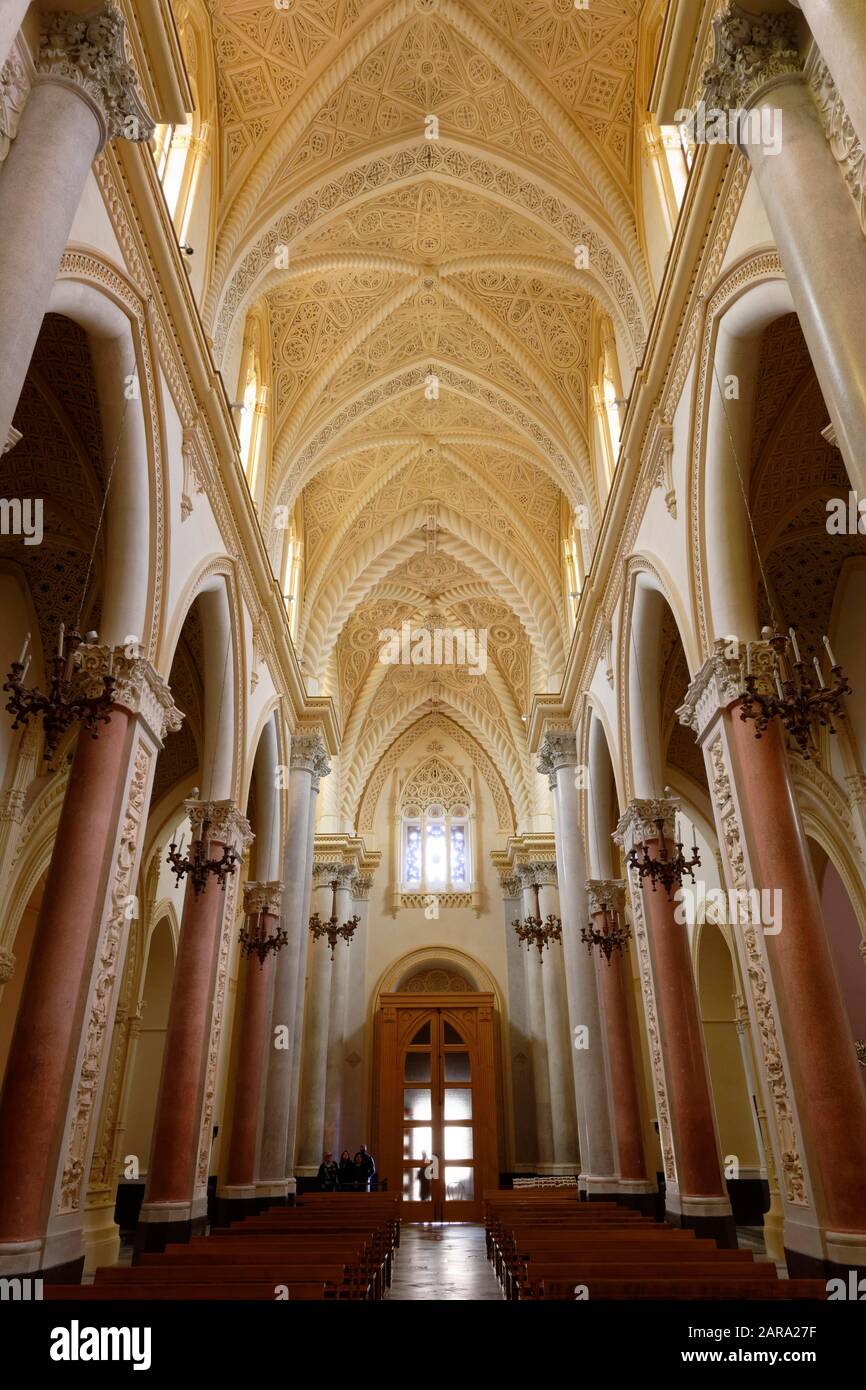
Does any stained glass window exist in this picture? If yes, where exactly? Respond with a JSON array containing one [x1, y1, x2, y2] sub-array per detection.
[[450, 825, 466, 884], [399, 757, 473, 891], [426, 820, 446, 885], [404, 823, 421, 884]]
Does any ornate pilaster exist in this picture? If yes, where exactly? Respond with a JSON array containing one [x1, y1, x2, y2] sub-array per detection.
[[36, 4, 154, 149], [620, 868, 676, 1184], [701, 4, 802, 115], [810, 55, 866, 239], [677, 648, 812, 1222]]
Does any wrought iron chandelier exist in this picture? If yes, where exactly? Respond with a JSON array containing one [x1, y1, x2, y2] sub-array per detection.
[[167, 792, 240, 896], [740, 627, 851, 758], [3, 625, 116, 763], [582, 884, 631, 965], [512, 882, 562, 960], [239, 911, 288, 968], [309, 879, 360, 959], [627, 813, 700, 899]]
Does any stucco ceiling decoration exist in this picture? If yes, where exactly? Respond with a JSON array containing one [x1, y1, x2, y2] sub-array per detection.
[[204, 1, 652, 831]]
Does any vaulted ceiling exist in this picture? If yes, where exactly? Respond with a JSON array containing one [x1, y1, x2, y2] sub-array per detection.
[[200, 0, 656, 829]]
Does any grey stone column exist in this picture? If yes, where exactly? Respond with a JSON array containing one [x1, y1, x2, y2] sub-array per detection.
[[323, 868, 358, 1153], [538, 733, 617, 1195], [699, 5, 866, 495], [285, 770, 321, 1176], [256, 733, 328, 1197], [297, 864, 351, 1171], [515, 870, 555, 1171], [0, 6, 153, 449], [500, 873, 535, 1171], [536, 869, 580, 1171], [339, 872, 374, 1153]]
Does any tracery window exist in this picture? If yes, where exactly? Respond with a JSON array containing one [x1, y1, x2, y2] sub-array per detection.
[[400, 757, 472, 893]]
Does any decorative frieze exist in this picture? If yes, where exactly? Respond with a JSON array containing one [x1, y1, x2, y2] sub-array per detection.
[[626, 877, 676, 1183], [701, 4, 801, 113], [37, 4, 154, 147]]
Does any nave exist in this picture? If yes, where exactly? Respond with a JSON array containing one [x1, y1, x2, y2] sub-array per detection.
[[2, 2, 866, 1348]]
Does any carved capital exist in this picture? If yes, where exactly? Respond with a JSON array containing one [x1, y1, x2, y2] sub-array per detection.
[[185, 796, 254, 856], [312, 859, 344, 889], [614, 796, 679, 856], [290, 731, 330, 790], [499, 873, 522, 900], [76, 643, 183, 744], [352, 872, 375, 902], [517, 860, 558, 890], [677, 639, 743, 739], [585, 879, 626, 918], [537, 730, 578, 788], [37, 4, 155, 147], [701, 4, 801, 114], [243, 880, 283, 916]]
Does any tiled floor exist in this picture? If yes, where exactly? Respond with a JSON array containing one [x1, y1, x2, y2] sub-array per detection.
[[386, 1222, 504, 1301]]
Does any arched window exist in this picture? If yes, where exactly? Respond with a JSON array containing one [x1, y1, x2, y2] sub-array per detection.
[[400, 757, 473, 893]]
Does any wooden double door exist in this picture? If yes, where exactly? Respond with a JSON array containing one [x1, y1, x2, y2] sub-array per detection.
[[375, 993, 498, 1221]]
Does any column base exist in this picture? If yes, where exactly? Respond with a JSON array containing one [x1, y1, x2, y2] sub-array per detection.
[[133, 1197, 208, 1258], [581, 1173, 621, 1200], [664, 1193, 737, 1248], [212, 1188, 260, 1228], [785, 1230, 866, 1282], [0, 1233, 86, 1282], [0, 1242, 85, 1285], [82, 1203, 121, 1274], [613, 1180, 660, 1218]]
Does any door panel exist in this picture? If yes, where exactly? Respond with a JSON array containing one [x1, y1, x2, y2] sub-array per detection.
[[376, 993, 498, 1221]]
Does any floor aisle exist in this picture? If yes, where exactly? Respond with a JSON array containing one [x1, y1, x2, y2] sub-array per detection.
[[386, 1222, 504, 1301]]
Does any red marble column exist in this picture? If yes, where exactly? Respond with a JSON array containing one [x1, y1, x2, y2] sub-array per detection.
[[595, 929, 647, 1184], [144, 857, 227, 1208], [728, 713, 866, 1237], [223, 914, 276, 1192], [640, 855, 727, 1204], [0, 706, 131, 1251]]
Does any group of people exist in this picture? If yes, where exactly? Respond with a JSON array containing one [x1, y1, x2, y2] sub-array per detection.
[[316, 1144, 377, 1191]]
